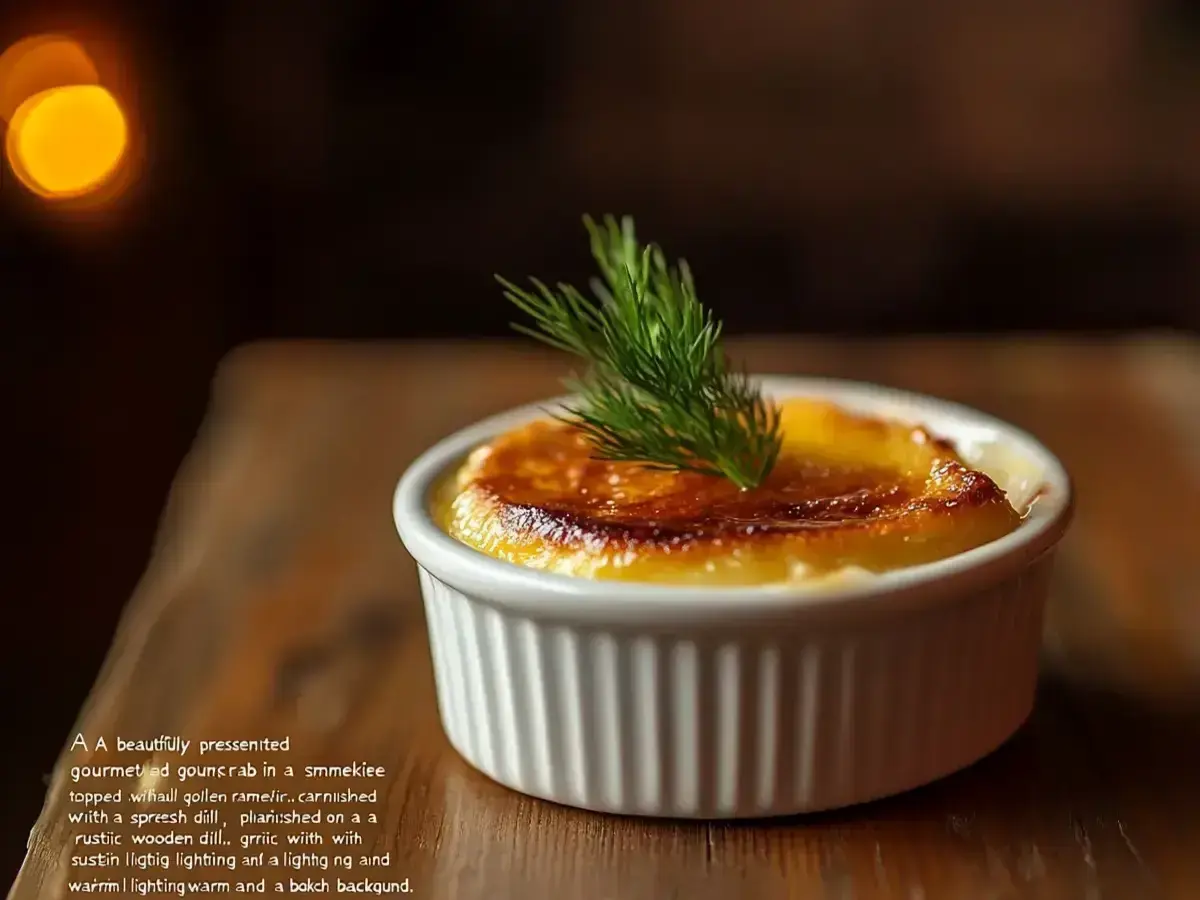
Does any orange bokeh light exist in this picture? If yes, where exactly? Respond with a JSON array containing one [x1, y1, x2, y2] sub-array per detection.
[[0, 33, 132, 201], [6, 85, 128, 198]]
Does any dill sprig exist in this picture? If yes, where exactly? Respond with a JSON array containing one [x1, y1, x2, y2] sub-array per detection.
[[496, 215, 782, 490]]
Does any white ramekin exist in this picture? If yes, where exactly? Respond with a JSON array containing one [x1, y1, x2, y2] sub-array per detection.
[[393, 377, 1073, 818]]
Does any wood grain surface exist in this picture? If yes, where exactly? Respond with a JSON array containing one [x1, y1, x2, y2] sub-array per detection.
[[10, 335, 1200, 900]]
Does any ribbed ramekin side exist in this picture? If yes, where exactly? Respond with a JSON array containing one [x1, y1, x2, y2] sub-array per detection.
[[416, 556, 1054, 818]]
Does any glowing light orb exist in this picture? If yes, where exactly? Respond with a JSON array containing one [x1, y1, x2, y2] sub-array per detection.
[[6, 85, 128, 199]]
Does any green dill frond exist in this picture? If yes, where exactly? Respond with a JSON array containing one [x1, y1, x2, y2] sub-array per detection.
[[496, 215, 782, 489]]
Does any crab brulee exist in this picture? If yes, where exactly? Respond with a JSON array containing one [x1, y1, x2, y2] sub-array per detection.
[[399, 216, 1073, 819], [435, 397, 1023, 586]]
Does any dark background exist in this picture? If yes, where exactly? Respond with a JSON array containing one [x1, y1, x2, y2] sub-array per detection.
[[3, 0, 1199, 881]]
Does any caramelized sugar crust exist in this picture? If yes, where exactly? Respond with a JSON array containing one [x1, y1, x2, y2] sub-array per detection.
[[436, 400, 1023, 584]]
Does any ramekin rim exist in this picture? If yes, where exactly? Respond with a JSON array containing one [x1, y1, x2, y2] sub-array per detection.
[[393, 376, 1073, 622]]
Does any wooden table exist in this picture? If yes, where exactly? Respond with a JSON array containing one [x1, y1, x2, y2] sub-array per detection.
[[10, 336, 1200, 900]]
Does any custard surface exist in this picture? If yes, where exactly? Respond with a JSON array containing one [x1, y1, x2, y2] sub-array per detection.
[[435, 399, 1023, 585]]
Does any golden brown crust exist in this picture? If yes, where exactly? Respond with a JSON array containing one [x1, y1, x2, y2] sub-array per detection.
[[437, 400, 1024, 583]]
